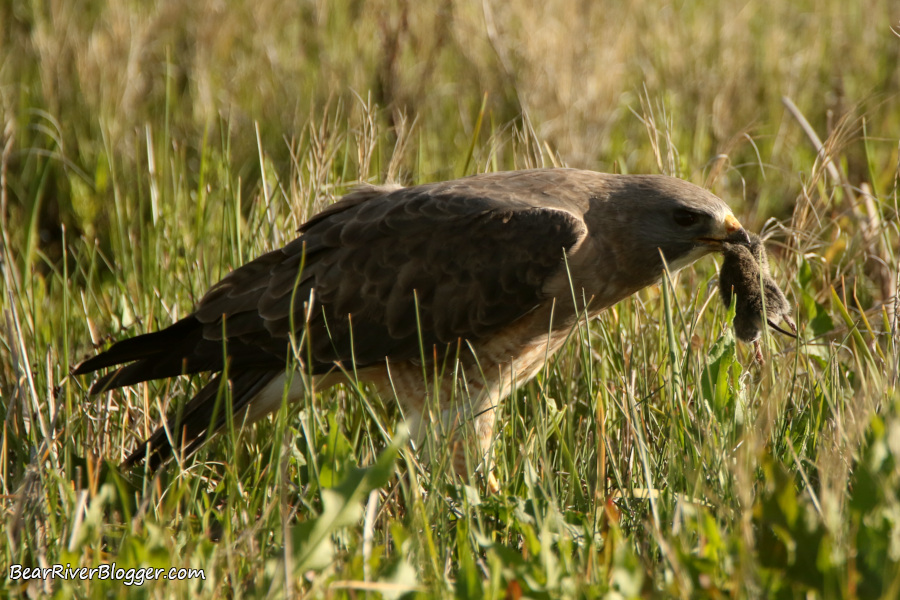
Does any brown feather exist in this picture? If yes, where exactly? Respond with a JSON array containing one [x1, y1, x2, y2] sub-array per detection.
[[74, 168, 741, 471]]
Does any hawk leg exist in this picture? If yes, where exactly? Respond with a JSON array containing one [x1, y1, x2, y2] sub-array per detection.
[[403, 391, 500, 492]]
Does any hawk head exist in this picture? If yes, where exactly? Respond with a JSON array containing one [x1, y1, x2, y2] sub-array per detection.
[[577, 174, 750, 304]]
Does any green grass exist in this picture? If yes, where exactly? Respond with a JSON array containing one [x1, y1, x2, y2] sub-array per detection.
[[2, 0, 900, 597]]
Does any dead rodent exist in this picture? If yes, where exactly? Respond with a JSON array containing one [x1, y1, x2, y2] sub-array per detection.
[[719, 234, 797, 363]]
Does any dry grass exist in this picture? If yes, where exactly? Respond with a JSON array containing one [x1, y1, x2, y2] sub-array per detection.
[[2, 0, 900, 598]]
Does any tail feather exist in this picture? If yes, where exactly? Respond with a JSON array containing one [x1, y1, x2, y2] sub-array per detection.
[[86, 338, 220, 394], [76, 316, 283, 393], [77, 316, 233, 394], [75, 314, 288, 471], [73, 317, 201, 375]]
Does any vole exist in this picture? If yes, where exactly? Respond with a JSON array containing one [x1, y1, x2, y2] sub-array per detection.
[[719, 234, 797, 362]]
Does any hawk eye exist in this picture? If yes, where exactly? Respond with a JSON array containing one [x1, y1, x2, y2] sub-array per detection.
[[673, 209, 700, 227]]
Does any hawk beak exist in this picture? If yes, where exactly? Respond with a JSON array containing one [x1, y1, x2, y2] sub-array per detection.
[[723, 214, 751, 245], [699, 213, 750, 246], [724, 214, 742, 234]]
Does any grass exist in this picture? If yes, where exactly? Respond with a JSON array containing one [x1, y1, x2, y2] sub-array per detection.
[[2, 0, 900, 597]]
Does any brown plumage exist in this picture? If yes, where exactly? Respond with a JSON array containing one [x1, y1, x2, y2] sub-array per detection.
[[74, 168, 748, 481], [719, 233, 797, 363]]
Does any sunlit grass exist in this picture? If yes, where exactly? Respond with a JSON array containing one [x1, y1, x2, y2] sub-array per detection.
[[2, 0, 900, 598]]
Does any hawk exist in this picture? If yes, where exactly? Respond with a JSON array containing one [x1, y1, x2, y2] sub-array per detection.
[[74, 168, 749, 481]]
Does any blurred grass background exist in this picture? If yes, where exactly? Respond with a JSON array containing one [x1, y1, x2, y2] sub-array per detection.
[[1, 0, 899, 598]]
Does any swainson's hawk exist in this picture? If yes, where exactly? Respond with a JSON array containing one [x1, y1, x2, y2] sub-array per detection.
[[74, 168, 749, 481]]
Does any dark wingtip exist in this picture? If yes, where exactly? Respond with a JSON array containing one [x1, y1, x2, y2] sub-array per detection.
[[121, 439, 169, 471], [118, 373, 233, 472], [85, 368, 129, 395], [121, 442, 170, 472], [121, 442, 149, 469]]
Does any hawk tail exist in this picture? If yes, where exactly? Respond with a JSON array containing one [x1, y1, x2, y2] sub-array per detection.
[[73, 317, 212, 393]]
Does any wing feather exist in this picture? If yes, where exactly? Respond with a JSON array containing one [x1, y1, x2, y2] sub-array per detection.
[[76, 172, 589, 388]]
